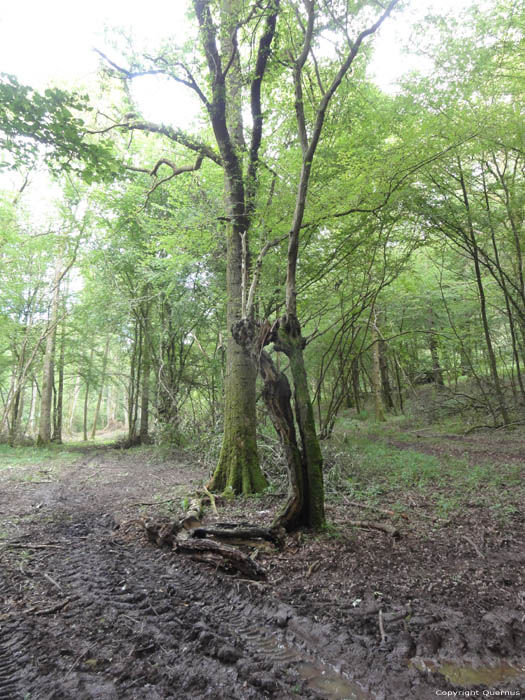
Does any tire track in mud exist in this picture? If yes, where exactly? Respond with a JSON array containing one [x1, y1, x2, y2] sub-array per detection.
[[0, 626, 26, 700], [15, 513, 372, 699], [0, 574, 32, 700]]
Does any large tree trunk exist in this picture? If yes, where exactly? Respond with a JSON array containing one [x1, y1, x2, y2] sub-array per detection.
[[209, 227, 266, 494], [205, 0, 266, 495]]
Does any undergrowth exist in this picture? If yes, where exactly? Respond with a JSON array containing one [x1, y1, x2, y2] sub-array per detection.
[[323, 431, 523, 517], [0, 444, 78, 473]]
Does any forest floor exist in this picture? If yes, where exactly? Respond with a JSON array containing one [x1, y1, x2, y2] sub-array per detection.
[[0, 424, 524, 699]]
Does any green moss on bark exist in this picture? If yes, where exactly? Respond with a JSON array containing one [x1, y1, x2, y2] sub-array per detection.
[[209, 336, 267, 495]]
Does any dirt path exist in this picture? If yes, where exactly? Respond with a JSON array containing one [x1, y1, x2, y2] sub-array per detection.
[[0, 445, 524, 699]]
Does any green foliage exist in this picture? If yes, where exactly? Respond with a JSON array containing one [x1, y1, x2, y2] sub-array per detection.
[[0, 73, 119, 181]]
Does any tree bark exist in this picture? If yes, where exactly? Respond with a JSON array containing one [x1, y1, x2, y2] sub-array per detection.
[[52, 319, 66, 443], [371, 311, 386, 422], [197, 0, 272, 495], [428, 307, 445, 387], [91, 336, 110, 440], [458, 160, 509, 424], [83, 346, 94, 442], [37, 260, 62, 446]]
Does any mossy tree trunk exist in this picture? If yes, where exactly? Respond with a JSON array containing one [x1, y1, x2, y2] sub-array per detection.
[[198, 0, 278, 495], [208, 223, 267, 494], [232, 316, 324, 531]]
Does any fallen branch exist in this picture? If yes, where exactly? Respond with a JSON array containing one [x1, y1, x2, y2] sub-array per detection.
[[175, 538, 266, 579], [345, 520, 400, 538], [462, 418, 525, 435], [191, 525, 281, 545], [181, 497, 203, 530], [144, 518, 181, 547], [378, 609, 386, 644]]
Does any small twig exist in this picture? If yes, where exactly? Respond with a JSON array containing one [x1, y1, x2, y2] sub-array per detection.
[[306, 560, 321, 578], [378, 609, 386, 644], [63, 644, 92, 683], [43, 573, 62, 592], [462, 535, 485, 559], [25, 597, 72, 616], [0, 542, 65, 550]]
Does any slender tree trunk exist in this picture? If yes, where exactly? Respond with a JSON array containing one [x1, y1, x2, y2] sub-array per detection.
[[83, 346, 94, 442], [458, 160, 509, 424], [37, 261, 61, 445], [378, 336, 394, 408], [52, 319, 66, 443], [67, 375, 81, 434], [24, 378, 36, 437], [371, 311, 386, 422], [139, 302, 151, 444], [352, 357, 361, 413], [90, 336, 110, 439], [428, 307, 445, 386]]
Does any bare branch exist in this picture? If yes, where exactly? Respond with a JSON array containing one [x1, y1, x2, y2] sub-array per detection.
[[127, 120, 222, 165], [292, 0, 316, 154], [93, 48, 167, 80]]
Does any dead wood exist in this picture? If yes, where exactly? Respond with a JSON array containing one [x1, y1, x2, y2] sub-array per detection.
[[144, 518, 181, 547], [346, 519, 400, 538], [465, 418, 525, 435], [181, 497, 203, 529], [174, 539, 266, 579], [191, 525, 281, 546]]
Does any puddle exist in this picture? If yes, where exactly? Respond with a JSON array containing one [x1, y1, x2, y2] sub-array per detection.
[[298, 662, 371, 700], [412, 658, 525, 688], [250, 634, 371, 699]]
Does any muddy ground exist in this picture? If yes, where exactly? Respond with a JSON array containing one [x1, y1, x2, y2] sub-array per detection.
[[0, 434, 524, 699]]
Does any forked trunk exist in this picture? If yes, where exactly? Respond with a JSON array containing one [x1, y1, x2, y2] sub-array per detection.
[[232, 315, 325, 531]]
